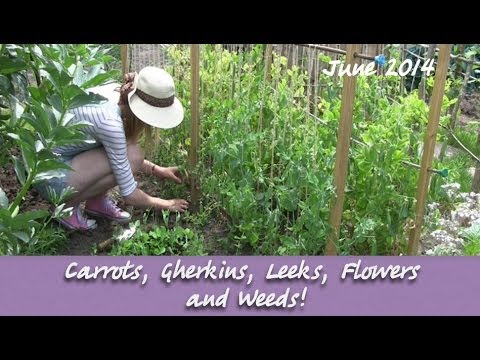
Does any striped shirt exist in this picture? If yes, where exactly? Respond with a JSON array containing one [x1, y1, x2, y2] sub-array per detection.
[[55, 101, 138, 197]]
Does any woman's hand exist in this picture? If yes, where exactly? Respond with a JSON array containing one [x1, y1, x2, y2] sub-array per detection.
[[153, 166, 183, 184], [163, 199, 189, 212], [124, 189, 188, 212]]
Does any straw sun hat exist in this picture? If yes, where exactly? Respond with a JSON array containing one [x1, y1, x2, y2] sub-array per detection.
[[127, 66, 184, 129]]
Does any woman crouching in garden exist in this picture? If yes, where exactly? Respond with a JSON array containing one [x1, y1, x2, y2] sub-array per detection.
[[35, 66, 189, 231]]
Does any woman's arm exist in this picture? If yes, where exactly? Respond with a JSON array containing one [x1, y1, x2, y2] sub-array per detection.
[[141, 159, 157, 175], [124, 187, 189, 212], [141, 159, 183, 183]]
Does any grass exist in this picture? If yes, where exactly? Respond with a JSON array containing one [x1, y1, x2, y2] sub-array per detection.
[[24, 225, 68, 255], [432, 152, 475, 199], [448, 127, 479, 155]]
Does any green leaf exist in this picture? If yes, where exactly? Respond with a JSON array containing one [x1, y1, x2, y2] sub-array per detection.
[[12, 156, 26, 186], [14, 210, 49, 223], [37, 158, 72, 173], [52, 203, 67, 218], [85, 64, 102, 82], [46, 94, 63, 112], [52, 126, 87, 143], [21, 142, 35, 173], [12, 231, 30, 243], [0, 187, 8, 208], [69, 93, 106, 108], [100, 55, 115, 64], [73, 61, 85, 86], [461, 222, 480, 241], [33, 170, 68, 184], [35, 140, 45, 153], [63, 84, 84, 100], [28, 86, 48, 103], [11, 72, 29, 99], [15, 126, 36, 150], [0, 74, 13, 94], [82, 71, 118, 89], [41, 66, 72, 92], [0, 56, 28, 75], [23, 113, 50, 138], [465, 50, 477, 59], [6, 132, 20, 141], [0, 208, 12, 222], [8, 95, 25, 125]]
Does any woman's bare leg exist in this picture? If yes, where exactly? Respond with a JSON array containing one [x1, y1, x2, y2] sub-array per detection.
[[66, 144, 144, 205]]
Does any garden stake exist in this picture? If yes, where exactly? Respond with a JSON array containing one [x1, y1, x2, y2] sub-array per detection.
[[325, 44, 362, 256], [190, 44, 200, 212], [407, 44, 452, 255]]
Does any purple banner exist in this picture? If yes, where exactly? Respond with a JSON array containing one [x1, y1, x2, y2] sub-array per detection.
[[0, 256, 478, 315]]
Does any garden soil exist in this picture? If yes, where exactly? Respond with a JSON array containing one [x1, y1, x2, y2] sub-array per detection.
[[0, 163, 228, 255]]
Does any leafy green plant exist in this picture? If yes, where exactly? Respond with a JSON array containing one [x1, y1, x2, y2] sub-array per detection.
[[142, 44, 477, 256], [461, 222, 480, 256], [0, 44, 119, 255], [110, 220, 206, 256], [23, 225, 68, 255]]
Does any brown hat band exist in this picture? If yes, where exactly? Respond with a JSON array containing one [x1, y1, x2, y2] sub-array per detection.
[[135, 88, 174, 108]]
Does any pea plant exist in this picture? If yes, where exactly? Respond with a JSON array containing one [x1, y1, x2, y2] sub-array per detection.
[[158, 44, 472, 256]]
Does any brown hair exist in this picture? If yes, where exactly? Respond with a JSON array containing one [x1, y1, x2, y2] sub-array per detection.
[[118, 72, 147, 143]]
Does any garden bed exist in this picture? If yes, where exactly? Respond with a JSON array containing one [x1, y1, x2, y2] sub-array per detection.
[[1, 44, 479, 256], [0, 158, 229, 255]]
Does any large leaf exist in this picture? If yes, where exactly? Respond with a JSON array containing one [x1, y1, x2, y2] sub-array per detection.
[[36, 148, 56, 161], [10, 72, 29, 100], [0, 56, 28, 75], [0, 75, 13, 94], [28, 86, 47, 103], [85, 64, 102, 83], [62, 112, 75, 126], [63, 84, 84, 100], [23, 112, 50, 138], [12, 231, 30, 243], [41, 66, 72, 92], [46, 94, 63, 113], [52, 125, 88, 143], [35, 140, 45, 153], [33, 170, 69, 184], [8, 95, 25, 125], [461, 222, 480, 241], [73, 61, 85, 86], [100, 55, 115, 64], [81, 72, 116, 89], [36, 158, 72, 173], [12, 156, 26, 186], [13, 210, 49, 223], [0, 187, 8, 208], [69, 92, 106, 108], [21, 142, 35, 173], [6, 132, 20, 141]]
